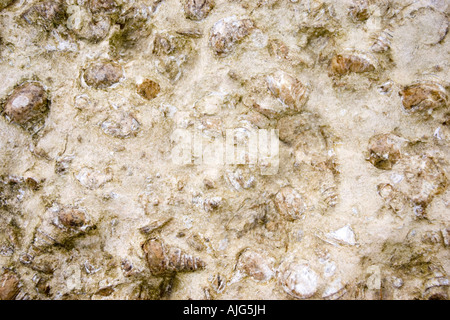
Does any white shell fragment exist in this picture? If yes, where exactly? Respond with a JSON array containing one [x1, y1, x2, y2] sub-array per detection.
[[279, 262, 319, 299], [325, 225, 356, 246]]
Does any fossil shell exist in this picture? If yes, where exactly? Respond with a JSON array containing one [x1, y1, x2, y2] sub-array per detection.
[[142, 238, 206, 276], [396, 155, 448, 214], [348, 0, 370, 22], [23, 1, 67, 32], [3, 82, 49, 129], [83, 61, 124, 89], [367, 133, 403, 170], [100, 112, 140, 139], [75, 167, 112, 190], [58, 207, 87, 229], [266, 71, 309, 112], [330, 52, 376, 76], [152, 33, 192, 82], [209, 16, 254, 56], [274, 186, 307, 221], [278, 261, 319, 299], [0, 0, 15, 11], [183, 0, 214, 21], [0, 271, 20, 300], [89, 0, 119, 14], [33, 206, 93, 249], [236, 248, 275, 282], [399, 82, 448, 114], [371, 28, 393, 53], [109, 4, 151, 51], [377, 183, 408, 215]]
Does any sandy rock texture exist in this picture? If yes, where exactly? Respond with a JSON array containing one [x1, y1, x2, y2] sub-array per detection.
[[0, 0, 449, 300]]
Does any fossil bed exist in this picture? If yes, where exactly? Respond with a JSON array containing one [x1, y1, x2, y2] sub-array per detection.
[[0, 0, 449, 300]]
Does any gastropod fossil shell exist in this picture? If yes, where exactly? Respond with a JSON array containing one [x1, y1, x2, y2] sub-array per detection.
[[399, 82, 448, 114], [142, 238, 206, 276], [266, 70, 309, 112], [329, 52, 376, 76]]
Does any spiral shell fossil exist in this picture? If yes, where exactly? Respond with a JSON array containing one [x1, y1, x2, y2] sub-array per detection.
[[142, 238, 206, 276], [330, 52, 376, 76], [266, 71, 309, 112]]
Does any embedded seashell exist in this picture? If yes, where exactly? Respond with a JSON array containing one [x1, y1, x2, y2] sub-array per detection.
[[325, 225, 356, 246], [100, 112, 140, 139], [203, 197, 222, 212], [236, 248, 275, 282], [395, 154, 447, 214], [267, 39, 289, 60], [367, 133, 403, 170], [22, 1, 67, 32], [137, 79, 160, 100], [58, 207, 87, 229], [3, 82, 49, 129], [209, 16, 254, 56], [399, 82, 448, 114], [75, 167, 113, 190], [348, 0, 370, 22], [377, 183, 407, 215], [109, 4, 151, 52], [330, 52, 376, 76], [74, 15, 112, 43], [183, 0, 214, 21], [176, 28, 203, 38], [89, 0, 119, 14], [274, 186, 307, 221], [0, 271, 20, 300], [278, 261, 319, 299], [0, 0, 15, 11], [152, 33, 193, 82], [371, 28, 393, 53], [142, 238, 206, 276], [33, 207, 93, 249], [83, 61, 124, 89], [139, 217, 173, 235], [266, 71, 308, 112]]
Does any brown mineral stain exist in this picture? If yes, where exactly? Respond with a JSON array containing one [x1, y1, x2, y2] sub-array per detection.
[[137, 79, 161, 100]]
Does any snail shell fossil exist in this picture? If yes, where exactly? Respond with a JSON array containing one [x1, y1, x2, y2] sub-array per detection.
[[266, 70, 309, 112], [142, 238, 206, 276], [399, 82, 448, 114], [329, 52, 376, 76], [33, 207, 93, 249]]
